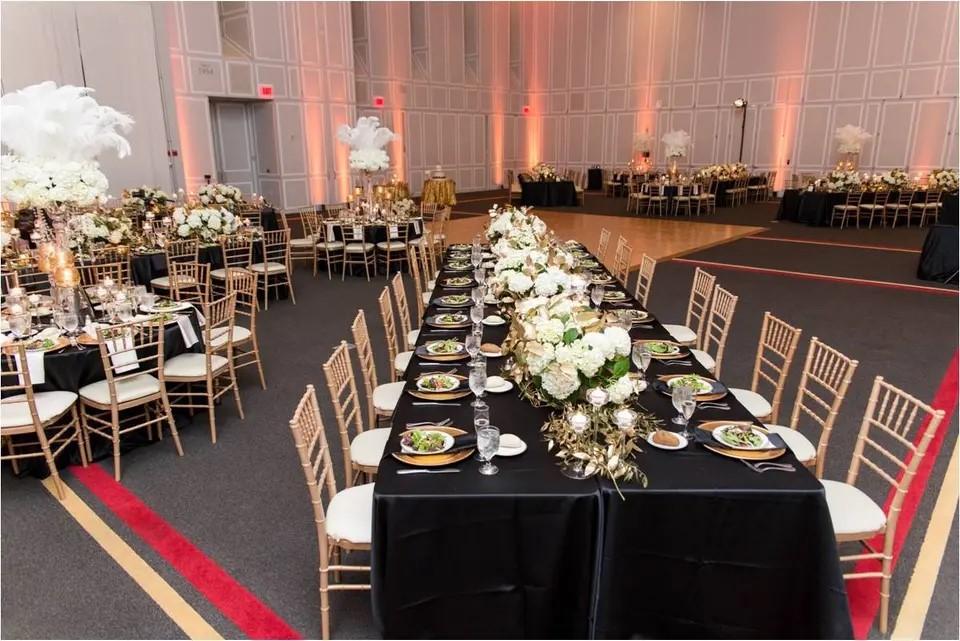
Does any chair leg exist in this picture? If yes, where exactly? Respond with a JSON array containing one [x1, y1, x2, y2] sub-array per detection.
[[41, 441, 65, 499], [251, 335, 267, 390], [162, 394, 185, 456], [286, 271, 296, 305], [228, 363, 244, 419], [111, 408, 122, 482], [207, 382, 217, 444], [319, 570, 331, 641], [879, 555, 892, 634], [6, 438, 20, 475], [72, 407, 88, 467]]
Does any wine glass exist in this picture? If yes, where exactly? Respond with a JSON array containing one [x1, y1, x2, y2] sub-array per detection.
[[591, 284, 605, 308], [632, 342, 651, 391], [60, 311, 79, 348], [469, 361, 487, 408], [680, 398, 697, 440], [671, 384, 694, 425], [473, 402, 490, 461], [473, 268, 485, 288], [470, 249, 482, 270], [471, 287, 484, 307], [9, 313, 32, 341], [470, 303, 484, 326], [465, 332, 481, 364], [117, 299, 134, 322], [477, 425, 500, 475]]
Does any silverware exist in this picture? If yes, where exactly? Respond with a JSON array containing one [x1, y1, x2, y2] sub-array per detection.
[[699, 402, 731, 410], [411, 401, 463, 406], [661, 360, 693, 366], [405, 418, 453, 428], [739, 459, 795, 473], [396, 468, 461, 475], [418, 369, 459, 376]]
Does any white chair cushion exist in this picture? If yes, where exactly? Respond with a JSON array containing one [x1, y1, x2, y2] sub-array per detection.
[[248, 261, 286, 273], [663, 324, 697, 345], [407, 329, 420, 346], [150, 275, 197, 288], [427, 280, 436, 289], [690, 348, 716, 372], [763, 424, 816, 463], [163, 353, 229, 378], [80, 374, 161, 405], [317, 241, 344, 250], [376, 240, 408, 250], [421, 291, 431, 305], [326, 482, 374, 544], [289, 236, 315, 247], [345, 242, 374, 253], [210, 325, 252, 348], [1, 391, 77, 427], [394, 350, 412, 374], [730, 388, 773, 419], [350, 427, 391, 468], [373, 381, 405, 414], [821, 479, 887, 536]]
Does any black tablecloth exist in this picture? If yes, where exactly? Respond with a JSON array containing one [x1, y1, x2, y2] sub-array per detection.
[[131, 245, 225, 287], [260, 207, 279, 231], [372, 247, 853, 638], [940, 193, 959, 226], [714, 176, 764, 207], [917, 225, 959, 283], [587, 168, 603, 190], [776, 189, 803, 221], [520, 180, 578, 207], [327, 219, 424, 244], [778, 190, 959, 227]]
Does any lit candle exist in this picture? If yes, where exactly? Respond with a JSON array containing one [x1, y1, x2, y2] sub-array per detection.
[[145, 211, 155, 220], [10, 303, 23, 315], [568, 411, 590, 435], [587, 387, 609, 408], [27, 294, 40, 305], [102, 277, 115, 289], [9, 287, 23, 297], [614, 408, 637, 430], [54, 266, 79, 288], [162, 216, 171, 227]]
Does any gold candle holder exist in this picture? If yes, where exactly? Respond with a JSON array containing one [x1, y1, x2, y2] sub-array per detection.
[[53, 265, 80, 288]]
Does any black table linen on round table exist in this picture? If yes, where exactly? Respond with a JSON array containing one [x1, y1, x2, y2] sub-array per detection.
[[520, 180, 578, 207], [587, 167, 603, 191], [371, 247, 853, 638], [917, 224, 959, 283]]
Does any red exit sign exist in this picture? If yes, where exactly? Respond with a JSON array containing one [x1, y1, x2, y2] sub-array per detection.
[[258, 84, 274, 99]]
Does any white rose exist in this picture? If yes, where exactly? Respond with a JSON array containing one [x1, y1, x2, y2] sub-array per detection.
[[108, 230, 123, 244], [603, 326, 632, 357], [541, 363, 580, 400], [177, 224, 191, 237], [606, 375, 635, 404], [506, 271, 533, 294]]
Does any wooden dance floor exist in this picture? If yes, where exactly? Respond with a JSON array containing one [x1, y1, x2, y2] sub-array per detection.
[[445, 210, 766, 267]]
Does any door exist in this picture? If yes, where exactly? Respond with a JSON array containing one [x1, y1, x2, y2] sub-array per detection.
[[210, 101, 258, 194]]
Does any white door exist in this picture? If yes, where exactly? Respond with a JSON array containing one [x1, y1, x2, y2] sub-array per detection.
[[211, 101, 258, 194]]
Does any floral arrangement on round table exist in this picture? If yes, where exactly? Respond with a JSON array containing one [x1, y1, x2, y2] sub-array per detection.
[[123, 186, 174, 213], [197, 183, 244, 212], [809, 170, 863, 192], [172, 206, 237, 243], [928, 168, 959, 191], [484, 204, 656, 489], [697, 163, 748, 181], [532, 162, 558, 182], [391, 198, 416, 218], [65, 210, 136, 254], [337, 116, 396, 173]]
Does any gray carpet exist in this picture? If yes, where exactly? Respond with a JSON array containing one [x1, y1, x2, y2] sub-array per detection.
[[2, 207, 957, 639]]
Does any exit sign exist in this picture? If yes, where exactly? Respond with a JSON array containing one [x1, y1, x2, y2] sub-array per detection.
[[258, 84, 274, 99]]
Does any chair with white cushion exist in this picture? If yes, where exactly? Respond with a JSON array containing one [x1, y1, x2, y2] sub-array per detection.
[[823, 376, 944, 635], [287, 208, 320, 273], [250, 228, 296, 309], [857, 190, 888, 229], [315, 217, 345, 279], [596, 228, 611, 264], [149, 238, 198, 294], [830, 190, 863, 229], [2, 343, 87, 499], [378, 287, 413, 381], [322, 341, 390, 486], [163, 294, 244, 444], [167, 260, 210, 305], [211, 234, 251, 298], [633, 254, 657, 308], [418, 231, 439, 306], [376, 219, 410, 278], [762, 337, 858, 476], [612, 237, 633, 286], [391, 272, 419, 350], [220, 268, 267, 389], [910, 189, 942, 227], [728, 312, 802, 423], [351, 309, 404, 427], [689, 285, 738, 377], [883, 189, 914, 227], [406, 244, 427, 321], [626, 178, 649, 215], [663, 267, 716, 347], [341, 222, 375, 282], [79, 319, 184, 481], [288, 385, 372, 641]]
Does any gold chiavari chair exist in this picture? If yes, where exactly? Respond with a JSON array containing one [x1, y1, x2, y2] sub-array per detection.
[[626, 178, 649, 215], [763, 337, 859, 476], [219, 268, 267, 389], [420, 201, 439, 223], [831, 190, 864, 229], [911, 189, 941, 227], [406, 244, 427, 321], [689, 285, 738, 377], [289, 207, 320, 273], [2, 342, 87, 499], [613, 240, 633, 286], [858, 190, 889, 229], [324, 203, 347, 218], [250, 228, 296, 309], [646, 183, 668, 216], [239, 203, 262, 228], [150, 238, 198, 294], [79, 261, 129, 291], [322, 341, 390, 486], [673, 184, 694, 217], [700, 179, 717, 215], [1, 269, 19, 297], [351, 309, 404, 426], [764, 170, 778, 201], [378, 287, 413, 380], [823, 376, 945, 635], [341, 222, 375, 282], [431, 206, 451, 252], [314, 218, 345, 279], [419, 230, 440, 292], [211, 234, 252, 297], [728, 313, 803, 423], [287, 385, 371, 641], [167, 261, 210, 304], [13, 266, 52, 297], [91, 246, 131, 279], [596, 228, 611, 264], [376, 220, 410, 278], [747, 172, 768, 201], [610, 235, 627, 271], [633, 254, 656, 308], [78, 319, 183, 481], [391, 271, 418, 350], [663, 267, 716, 347], [163, 294, 243, 444], [883, 190, 914, 228]]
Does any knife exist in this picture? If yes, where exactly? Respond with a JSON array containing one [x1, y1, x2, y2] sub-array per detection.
[[396, 468, 461, 475]]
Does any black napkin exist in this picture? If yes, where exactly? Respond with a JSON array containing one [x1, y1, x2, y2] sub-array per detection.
[[449, 433, 477, 452], [693, 427, 788, 451]]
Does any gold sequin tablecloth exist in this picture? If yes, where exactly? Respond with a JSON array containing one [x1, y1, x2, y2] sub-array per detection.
[[421, 178, 457, 206]]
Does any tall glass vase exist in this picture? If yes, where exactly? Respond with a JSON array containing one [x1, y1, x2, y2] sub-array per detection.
[[362, 171, 374, 206]]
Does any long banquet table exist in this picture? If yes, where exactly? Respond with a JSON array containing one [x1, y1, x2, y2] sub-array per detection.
[[372, 246, 853, 639]]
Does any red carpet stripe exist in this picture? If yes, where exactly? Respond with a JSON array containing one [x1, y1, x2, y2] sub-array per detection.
[[671, 258, 958, 296], [846, 351, 959, 638], [70, 464, 302, 640]]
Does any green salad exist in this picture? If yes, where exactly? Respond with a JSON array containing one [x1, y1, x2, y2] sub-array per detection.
[[645, 341, 678, 355], [426, 339, 462, 354], [435, 313, 466, 324], [668, 374, 712, 393], [402, 430, 447, 453], [718, 426, 765, 448]]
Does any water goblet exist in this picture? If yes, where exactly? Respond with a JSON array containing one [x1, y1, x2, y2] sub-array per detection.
[[631, 343, 652, 391], [473, 402, 490, 460], [477, 425, 500, 475], [470, 303, 484, 326], [591, 284, 605, 308], [61, 311, 79, 348], [469, 361, 488, 408], [471, 287, 484, 306], [671, 384, 694, 425], [680, 398, 697, 441], [465, 332, 481, 364], [473, 268, 485, 287], [9, 313, 32, 341]]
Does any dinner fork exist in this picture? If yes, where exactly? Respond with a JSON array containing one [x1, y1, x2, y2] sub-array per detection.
[[698, 402, 731, 410], [405, 418, 453, 428], [412, 401, 463, 406], [739, 459, 795, 473], [661, 360, 693, 366]]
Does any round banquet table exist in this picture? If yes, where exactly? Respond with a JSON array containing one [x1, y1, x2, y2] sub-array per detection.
[[520, 179, 578, 207], [420, 178, 457, 206], [131, 245, 224, 287], [326, 218, 425, 244], [917, 224, 958, 283]]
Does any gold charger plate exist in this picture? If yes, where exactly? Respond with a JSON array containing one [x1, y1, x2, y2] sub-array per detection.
[[426, 319, 471, 329], [406, 373, 471, 401], [634, 339, 688, 360], [391, 425, 473, 467], [417, 350, 470, 362], [4, 336, 70, 354], [657, 374, 728, 402], [697, 421, 786, 461]]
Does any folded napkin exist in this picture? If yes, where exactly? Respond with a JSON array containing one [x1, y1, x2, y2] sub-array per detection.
[[449, 433, 478, 453], [105, 331, 139, 374], [693, 427, 787, 452], [84, 321, 105, 340], [326, 223, 337, 240], [12, 328, 60, 385], [175, 315, 199, 348], [412, 219, 422, 235]]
